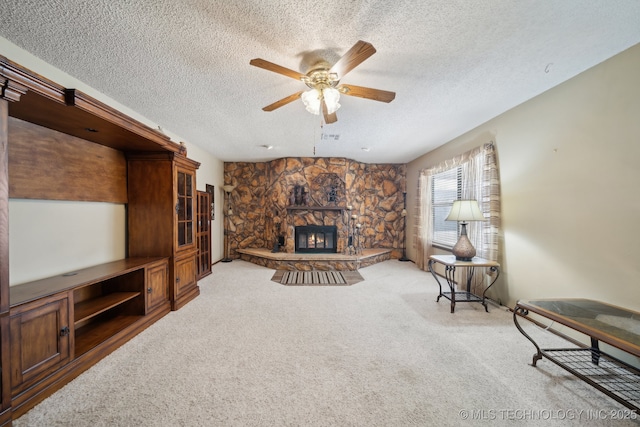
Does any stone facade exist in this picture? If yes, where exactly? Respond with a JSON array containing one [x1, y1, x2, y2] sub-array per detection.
[[224, 157, 406, 259]]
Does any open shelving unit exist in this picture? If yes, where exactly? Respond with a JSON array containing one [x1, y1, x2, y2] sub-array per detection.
[[8, 258, 168, 415], [73, 289, 142, 357], [1, 53, 200, 424], [74, 291, 140, 324]]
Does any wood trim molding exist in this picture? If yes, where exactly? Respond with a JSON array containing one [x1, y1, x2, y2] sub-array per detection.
[[1, 55, 63, 103], [0, 77, 28, 103], [0, 101, 9, 312], [65, 89, 182, 153], [1, 55, 184, 154]]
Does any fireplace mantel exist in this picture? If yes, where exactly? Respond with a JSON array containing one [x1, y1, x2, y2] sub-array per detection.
[[287, 206, 343, 212]]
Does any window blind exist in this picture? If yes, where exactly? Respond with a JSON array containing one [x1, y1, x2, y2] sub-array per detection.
[[431, 167, 461, 248]]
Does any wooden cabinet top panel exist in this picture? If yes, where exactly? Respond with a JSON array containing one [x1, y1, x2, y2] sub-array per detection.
[[2, 55, 181, 154], [9, 257, 167, 307]]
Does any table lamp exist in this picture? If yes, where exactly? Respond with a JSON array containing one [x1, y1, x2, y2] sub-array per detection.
[[445, 199, 485, 261]]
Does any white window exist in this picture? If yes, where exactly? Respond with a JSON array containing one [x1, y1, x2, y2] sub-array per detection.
[[431, 167, 461, 248]]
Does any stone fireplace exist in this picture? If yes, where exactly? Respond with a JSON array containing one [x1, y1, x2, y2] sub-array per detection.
[[295, 225, 337, 253], [223, 157, 406, 260]]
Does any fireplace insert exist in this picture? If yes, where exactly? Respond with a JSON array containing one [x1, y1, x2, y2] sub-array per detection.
[[295, 225, 337, 253]]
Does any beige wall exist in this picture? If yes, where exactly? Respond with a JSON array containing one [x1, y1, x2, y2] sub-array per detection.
[[407, 43, 640, 310], [9, 200, 126, 285], [185, 142, 225, 262]]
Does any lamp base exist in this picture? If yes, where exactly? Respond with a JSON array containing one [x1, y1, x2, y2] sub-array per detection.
[[451, 223, 476, 261], [221, 258, 233, 263]]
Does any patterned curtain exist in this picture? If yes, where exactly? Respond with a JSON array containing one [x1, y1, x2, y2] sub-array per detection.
[[414, 144, 501, 283]]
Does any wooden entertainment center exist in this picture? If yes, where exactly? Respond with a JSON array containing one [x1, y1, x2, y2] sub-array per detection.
[[1, 56, 204, 424]]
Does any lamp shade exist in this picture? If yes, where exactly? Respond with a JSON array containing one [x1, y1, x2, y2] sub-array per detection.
[[445, 199, 485, 222], [222, 185, 236, 193]]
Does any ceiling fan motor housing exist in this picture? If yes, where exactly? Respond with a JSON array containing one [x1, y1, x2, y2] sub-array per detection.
[[302, 63, 339, 90]]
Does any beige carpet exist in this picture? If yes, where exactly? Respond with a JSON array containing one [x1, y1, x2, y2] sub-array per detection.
[[14, 260, 639, 426]]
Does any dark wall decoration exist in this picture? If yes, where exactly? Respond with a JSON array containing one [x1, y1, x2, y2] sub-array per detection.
[[206, 184, 215, 220]]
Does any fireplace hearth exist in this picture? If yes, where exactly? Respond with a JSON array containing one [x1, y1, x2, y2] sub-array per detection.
[[295, 225, 337, 253]]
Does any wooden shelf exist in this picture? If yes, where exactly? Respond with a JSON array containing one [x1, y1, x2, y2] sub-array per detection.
[[74, 292, 141, 324], [75, 314, 143, 357]]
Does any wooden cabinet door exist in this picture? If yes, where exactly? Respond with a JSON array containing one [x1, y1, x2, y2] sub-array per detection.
[[146, 260, 169, 313], [196, 190, 211, 279], [10, 294, 70, 396], [175, 167, 195, 250], [175, 254, 196, 298]]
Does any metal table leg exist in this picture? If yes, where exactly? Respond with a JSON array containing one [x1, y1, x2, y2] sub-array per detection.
[[513, 306, 543, 366], [481, 266, 500, 312], [444, 265, 457, 313]]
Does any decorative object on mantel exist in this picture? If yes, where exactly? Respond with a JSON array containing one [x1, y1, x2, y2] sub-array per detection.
[[445, 199, 486, 261], [289, 188, 295, 206], [327, 186, 337, 203], [221, 184, 236, 262], [312, 173, 345, 206], [399, 192, 409, 261], [289, 184, 309, 206]]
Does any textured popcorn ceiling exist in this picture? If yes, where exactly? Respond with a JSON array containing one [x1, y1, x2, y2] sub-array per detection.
[[1, 1, 639, 163]]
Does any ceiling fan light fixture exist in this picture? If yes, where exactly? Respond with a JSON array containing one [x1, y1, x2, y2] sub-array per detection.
[[300, 88, 341, 115], [323, 88, 341, 114], [301, 89, 321, 114]]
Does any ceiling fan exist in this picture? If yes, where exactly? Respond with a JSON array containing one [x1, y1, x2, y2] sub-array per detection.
[[250, 40, 395, 124]]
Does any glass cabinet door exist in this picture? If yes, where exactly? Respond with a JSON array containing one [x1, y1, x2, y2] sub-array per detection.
[[176, 170, 194, 247]]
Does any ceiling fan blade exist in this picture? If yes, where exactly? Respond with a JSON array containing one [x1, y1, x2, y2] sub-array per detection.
[[330, 40, 377, 79], [338, 84, 396, 103], [250, 58, 305, 81], [322, 99, 338, 124], [262, 91, 304, 111]]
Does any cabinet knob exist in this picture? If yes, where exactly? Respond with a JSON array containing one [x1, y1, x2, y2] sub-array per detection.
[[176, 277, 180, 283], [147, 287, 152, 294], [60, 326, 70, 337]]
